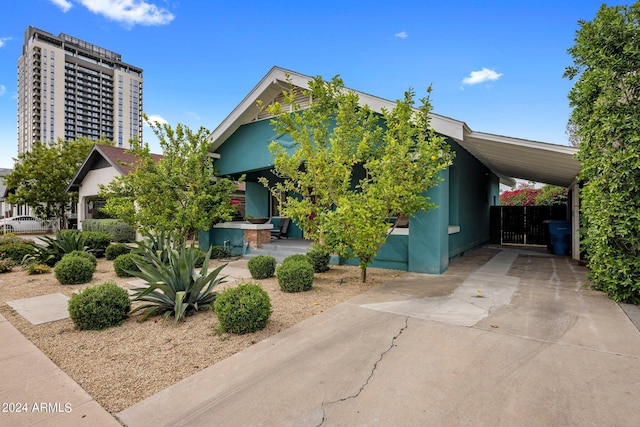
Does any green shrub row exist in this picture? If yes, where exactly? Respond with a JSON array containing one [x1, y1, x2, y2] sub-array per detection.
[[0, 242, 37, 263], [82, 219, 136, 243], [0, 234, 29, 245]]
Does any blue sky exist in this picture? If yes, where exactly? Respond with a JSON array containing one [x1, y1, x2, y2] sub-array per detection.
[[0, 0, 629, 169]]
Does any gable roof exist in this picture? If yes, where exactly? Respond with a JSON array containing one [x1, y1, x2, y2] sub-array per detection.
[[209, 66, 580, 188], [67, 144, 162, 192]]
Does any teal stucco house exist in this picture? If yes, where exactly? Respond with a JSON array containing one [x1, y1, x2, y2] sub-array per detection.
[[200, 67, 580, 274]]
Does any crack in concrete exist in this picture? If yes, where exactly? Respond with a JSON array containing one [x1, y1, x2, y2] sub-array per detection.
[[317, 317, 409, 426]]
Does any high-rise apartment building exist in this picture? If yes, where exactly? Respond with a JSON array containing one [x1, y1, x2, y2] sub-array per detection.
[[17, 26, 143, 154]]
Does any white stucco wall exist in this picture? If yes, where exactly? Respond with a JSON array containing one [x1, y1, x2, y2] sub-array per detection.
[[77, 167, 122, 224]]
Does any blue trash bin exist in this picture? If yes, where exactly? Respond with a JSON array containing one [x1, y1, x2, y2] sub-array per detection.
[[546, 220, 571, 256]]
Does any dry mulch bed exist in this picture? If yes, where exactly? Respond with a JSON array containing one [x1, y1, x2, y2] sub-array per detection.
[[0, 255, 402, 414]]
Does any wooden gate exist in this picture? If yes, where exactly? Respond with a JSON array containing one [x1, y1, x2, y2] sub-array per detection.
[[490, 205, 568, 246]]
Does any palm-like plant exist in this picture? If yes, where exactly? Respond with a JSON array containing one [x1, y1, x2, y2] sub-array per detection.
[[129, 242, 226, 322], [133, 230, 176, 264], [33, 232, 87, 266]]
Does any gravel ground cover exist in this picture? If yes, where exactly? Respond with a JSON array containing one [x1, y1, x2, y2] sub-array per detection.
[[0, 255, 402, 414]]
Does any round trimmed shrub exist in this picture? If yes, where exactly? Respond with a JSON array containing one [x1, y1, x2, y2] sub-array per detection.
[[282, 254, 312, 266], [209, 245, 230, 259], [54, 254, 95, 285], [214, 283, 272, 334], [68, 281, 131, 330], [81, 231, 111, 258], [276, 260, 314, 292], [105, 243, 131, 260], [247, 255, 276, 279], [113, 253, 144, 277], [68, 250, 97, 268], [0, 242, 37, 264], [307, 248, 331, 273]]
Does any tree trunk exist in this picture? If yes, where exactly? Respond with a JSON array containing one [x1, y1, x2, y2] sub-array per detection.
[[360, 266, 367, 283]]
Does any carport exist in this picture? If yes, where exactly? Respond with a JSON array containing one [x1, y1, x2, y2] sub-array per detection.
[[454, 130, 581, 259]]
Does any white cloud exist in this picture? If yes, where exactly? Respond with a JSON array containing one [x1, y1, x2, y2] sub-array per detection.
[[395, 31, 408, 39], [49, 0, 73, 12], [78, 0, 174, 26], [462, 68, 503, 85], [144, 114, 168, 126], [187, 111, 201, 121], [0, 85, 6, 96], [0, 37, 11, 48]]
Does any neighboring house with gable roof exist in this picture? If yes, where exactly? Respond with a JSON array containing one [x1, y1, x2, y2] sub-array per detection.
[[67, 144, 162, 226]]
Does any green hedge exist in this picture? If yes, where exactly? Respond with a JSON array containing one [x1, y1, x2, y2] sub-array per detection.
[[0, 242, 36, 264], [82, 219, 136, 243]]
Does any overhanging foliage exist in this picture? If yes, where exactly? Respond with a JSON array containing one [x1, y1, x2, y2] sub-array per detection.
[[565, 3, 640, 302], [260, 75, 453, 282]]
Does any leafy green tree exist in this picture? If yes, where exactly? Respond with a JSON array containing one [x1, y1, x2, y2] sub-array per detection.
[[260, 75, 453, 282], [99, 118, 239, 240], [535, 185, 567, 206], [565, 3, 640, 302], [4, 138, 95, 229]]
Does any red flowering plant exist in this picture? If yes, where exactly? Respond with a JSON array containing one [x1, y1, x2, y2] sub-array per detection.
[[500, 187, 541, 206]]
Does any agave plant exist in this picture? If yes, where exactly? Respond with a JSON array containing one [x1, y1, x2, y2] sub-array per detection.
[[134, 230, 178, 264], [32, 231, 87, 266], [129, 241, 226, 322]]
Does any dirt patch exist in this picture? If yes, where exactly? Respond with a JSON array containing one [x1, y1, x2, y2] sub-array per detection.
[[0, 257, 402, 414]]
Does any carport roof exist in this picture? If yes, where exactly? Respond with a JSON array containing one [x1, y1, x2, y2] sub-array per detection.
[[208, 66, 580, 188], [460, 131, 579, 188]]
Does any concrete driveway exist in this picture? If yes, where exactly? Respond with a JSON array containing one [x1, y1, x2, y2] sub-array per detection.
[[118, 246, 640, 427]]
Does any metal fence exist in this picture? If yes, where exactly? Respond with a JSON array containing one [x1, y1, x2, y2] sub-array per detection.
[[490, 205, 568, 246], [0, 218, 54, 235]]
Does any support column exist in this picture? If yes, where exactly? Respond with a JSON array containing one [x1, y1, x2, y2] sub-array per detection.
[[571, 181, 580, 260], [408, 170, 450, 274], [245, 181, 269, 218]]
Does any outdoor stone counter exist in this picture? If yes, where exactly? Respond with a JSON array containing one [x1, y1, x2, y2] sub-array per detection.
[[213, 221, 273, 249]]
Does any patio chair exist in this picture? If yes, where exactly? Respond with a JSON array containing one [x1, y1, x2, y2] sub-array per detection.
[[271, 217, 290, 239]]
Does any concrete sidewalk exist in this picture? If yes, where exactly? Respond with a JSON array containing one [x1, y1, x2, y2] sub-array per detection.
[[0, 313, 120, 426], [118, 247, 640, 427]]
